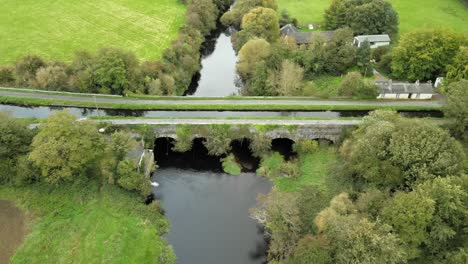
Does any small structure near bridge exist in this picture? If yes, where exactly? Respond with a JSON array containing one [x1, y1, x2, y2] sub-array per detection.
[[376, 80, 435, 100]]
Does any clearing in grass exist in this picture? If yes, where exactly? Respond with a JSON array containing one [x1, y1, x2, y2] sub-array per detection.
[[0, 0, 186, 64], [0, 181, 173, 264], [278, 0, 468, 34]]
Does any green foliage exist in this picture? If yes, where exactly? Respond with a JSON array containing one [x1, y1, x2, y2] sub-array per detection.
[[337, 72, 378, 99], [251, 189, 302, 261], [446, 46, 468, 83], [0, 181, 173, 264], [222, 154, 242, 175], [237, 38, 272, 80], [382, 191, 435, 259], [0, 66, 15, 86], [249, 133, 272, 157], [443, 80, 468, 142], [202, 124, 233, 156], [35, 64, 69, 91], [287, 235, 331, 264], [356, 40, 372, 76], [241, 7, 280, 43], [29, 111, 104, 184], [392, 28, 467, 81], [221, 0, 277, 28], [324, 0, 399, 35], [173, 125, 193, 152], [0, 112, 35, 160], [341, 110, 465, 189], [293, 139, 318, 155], [296, 186, 329, 235], [257, 152, 285, 178], [116, 158, 151, 196], [14, 55, 46, 87]]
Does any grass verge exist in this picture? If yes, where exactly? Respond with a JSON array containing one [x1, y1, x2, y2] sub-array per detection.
[[0, 181, 174, 264], [274, 147, 337, 192]]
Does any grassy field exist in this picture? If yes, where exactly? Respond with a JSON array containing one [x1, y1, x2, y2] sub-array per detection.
[[278, 0, 468, 34], [0, 181, 173, 264], [0, 0, 186, 64], [274, 147, 337, 192]]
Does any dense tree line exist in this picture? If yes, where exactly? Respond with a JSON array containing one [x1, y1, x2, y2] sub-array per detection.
[[252, 109, 467, 263], [0, 0, 232, 96], [0, 111, 152, 196], [324, 0, 399, 36]]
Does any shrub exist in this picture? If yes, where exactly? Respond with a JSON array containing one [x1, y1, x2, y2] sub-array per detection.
[[257, 152, 285, 178], [294, 139, 319, 155], [338, 72, 378, 99], [250, 133, 272, 157], [0, 66, 15, 85], [15, 55, 46, 86], [222, 154, 242, 175], [35, 65, 69, 91], [371, 46, 390, 63], [173, 125, 193, 152]]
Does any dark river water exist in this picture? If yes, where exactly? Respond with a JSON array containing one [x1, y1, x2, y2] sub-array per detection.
[[185, 26, 240, 97], [152, 169, 272, 264], [0, 104, 443, 119]]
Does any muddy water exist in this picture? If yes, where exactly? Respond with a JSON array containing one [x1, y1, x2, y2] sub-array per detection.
[[0, 200, 26, 264]]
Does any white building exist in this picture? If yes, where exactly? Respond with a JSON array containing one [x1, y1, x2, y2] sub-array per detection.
[[376, 80, 434, 100], [354, 34, 391, 49]]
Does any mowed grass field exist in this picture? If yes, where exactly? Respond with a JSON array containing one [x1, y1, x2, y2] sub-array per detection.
[[278, 0, 468, 34], [0, 0, 186, 64]]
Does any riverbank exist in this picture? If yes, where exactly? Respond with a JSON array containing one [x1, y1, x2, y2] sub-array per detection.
[[0, 181, 174, 264], [0, 200, 27, 264]]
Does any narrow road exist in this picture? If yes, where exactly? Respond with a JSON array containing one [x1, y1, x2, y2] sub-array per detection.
[[0, 90, 443, 107]]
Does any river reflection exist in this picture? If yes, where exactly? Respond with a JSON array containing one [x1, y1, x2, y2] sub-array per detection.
[[152, 169, 271, 264]]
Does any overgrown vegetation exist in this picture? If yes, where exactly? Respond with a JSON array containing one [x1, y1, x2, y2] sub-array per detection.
[[0, 110, 173, 262], [222, 154, 242, 175], [0, 0, 232, 96], [252, 110, 468, 263]]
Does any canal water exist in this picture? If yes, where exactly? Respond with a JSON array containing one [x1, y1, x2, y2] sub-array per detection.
[[185, 25, 240, 97], [0, 104, 443, 119]]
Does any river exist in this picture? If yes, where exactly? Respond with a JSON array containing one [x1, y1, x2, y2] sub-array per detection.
[[185, 25, 240, 97], [152, 169, 271, 264]]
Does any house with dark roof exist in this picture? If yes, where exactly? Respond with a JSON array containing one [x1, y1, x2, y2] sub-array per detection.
[[376, 80, 434, 100], [280, 24, 335, 45], [354, 35, 391, 49]]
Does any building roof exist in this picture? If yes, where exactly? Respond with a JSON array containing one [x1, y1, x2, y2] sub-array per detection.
[[280, 24, 335, 44], [280, 24, 298, 35], [376, 80, 434, 94], [354, 34, 391, 43]]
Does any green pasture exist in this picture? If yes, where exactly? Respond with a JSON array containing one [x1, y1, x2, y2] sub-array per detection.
[[0, 0, 186, 64], [278, 0, 468, 34]]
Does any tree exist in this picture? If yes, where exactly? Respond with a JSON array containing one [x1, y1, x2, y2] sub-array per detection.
[[443, 80, 468, 141], [347, 0, 398, 35], [0, 66, 15, 85], [250, 189, 302, 261], [392, 29, 466, 81], [340, 111, 464, 188], [237, 38, 271, 79], [322, 27, 357, 75], [381, 191, 435, 259], [91, 48, 140, 95], [356, 40, 372, 76], [116, 158, 151, 196], [446, 46, 468, 83], [313, 193, 408, 264], [240, 7, 280, 44], [287, 235, 331, 264], [29, 111, 104, 184], [0, 112, 35, 159], [296, 186, 329, 235], [278, 60, 304, 96], [324, 0, 398, 35], [323, 0, 347, 30], [186, 0, 218, 35]]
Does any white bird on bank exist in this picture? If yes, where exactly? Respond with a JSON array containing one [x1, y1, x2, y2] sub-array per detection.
[[151, 181, 160, 187]]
